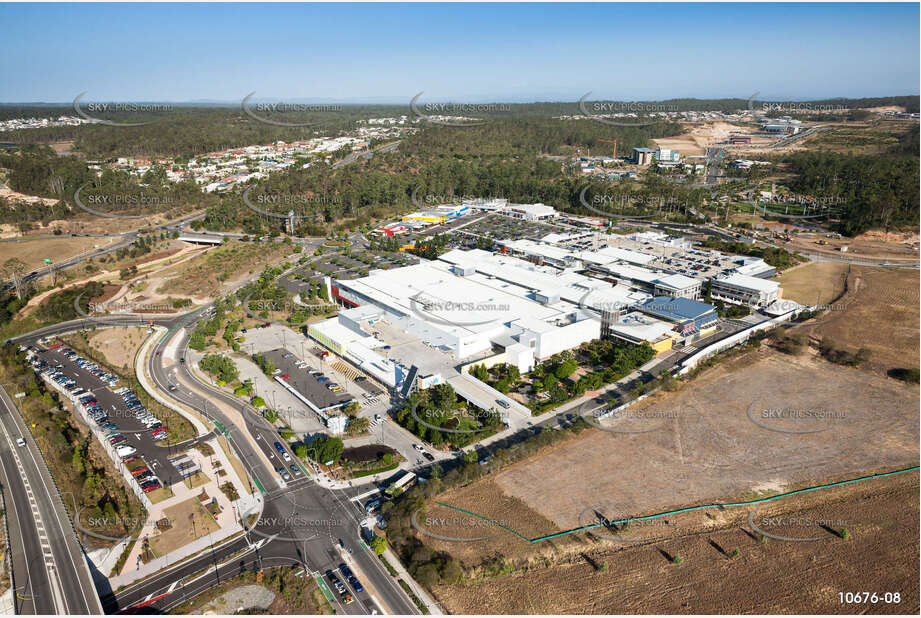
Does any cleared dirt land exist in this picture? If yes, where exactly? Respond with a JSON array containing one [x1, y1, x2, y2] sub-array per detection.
[[82, 327, 151, 370], [156, 240, 295, 299], [796, 266, 919, 377], [420, 348, 917, 571], [776, 261, 849, 305], [0, 235, 104, 271], [431, 472, 919, 614], [652, 121, 757, 156], [497, 352, 915, 533]]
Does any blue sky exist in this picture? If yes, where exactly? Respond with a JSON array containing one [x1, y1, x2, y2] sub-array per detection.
[[1, 2, 918, 102]]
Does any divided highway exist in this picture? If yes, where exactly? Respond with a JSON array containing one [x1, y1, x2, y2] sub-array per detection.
[[0, 384, 103, 614]]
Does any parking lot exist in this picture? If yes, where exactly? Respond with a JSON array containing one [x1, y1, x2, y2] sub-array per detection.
[[27, 343, 198, 491], [280, 250, 419, 295], [262, 348, 355, 413], [442, 213, 568, 243]]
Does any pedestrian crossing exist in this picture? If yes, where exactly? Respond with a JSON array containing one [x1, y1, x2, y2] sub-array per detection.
[[332, 362, 360, 381]]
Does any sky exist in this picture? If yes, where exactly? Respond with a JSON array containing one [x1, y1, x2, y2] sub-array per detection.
[[1, 2, 918, 103]]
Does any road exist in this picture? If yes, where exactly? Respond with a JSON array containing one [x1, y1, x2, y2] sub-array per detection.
[[0, 384, 103, 614], [332, 141, 400, 170], [2, 210, 205, 292], [134, 314, 419, 614], [12, 308, 419, 614]]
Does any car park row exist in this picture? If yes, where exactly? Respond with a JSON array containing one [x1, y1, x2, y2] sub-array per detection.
[[24, 343, 165, 501]]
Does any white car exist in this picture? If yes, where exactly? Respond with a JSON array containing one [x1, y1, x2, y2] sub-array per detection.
[[16, 438, 25, 447], [413, 444, 424, 452], [282, 451, 291, 462]]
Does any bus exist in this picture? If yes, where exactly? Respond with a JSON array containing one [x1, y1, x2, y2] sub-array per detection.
[[385, 471, 417, 497]]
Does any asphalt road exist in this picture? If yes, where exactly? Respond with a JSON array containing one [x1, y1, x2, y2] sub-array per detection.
[[2, 210, 205, 293], [0, 384, 103, 614], [124, 314, 419, 614], [12, 309, 417, 614]]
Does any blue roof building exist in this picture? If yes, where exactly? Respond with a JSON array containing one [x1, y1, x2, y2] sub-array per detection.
[[636, 296, 718, 336]]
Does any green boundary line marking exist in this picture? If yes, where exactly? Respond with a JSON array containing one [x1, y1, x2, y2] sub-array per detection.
[[313, 572, 336, 604], [435, 466, 920, 543]]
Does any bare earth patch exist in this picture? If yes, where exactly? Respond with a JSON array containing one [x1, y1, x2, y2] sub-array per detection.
[[83, 327, 149, 372], [421, 349, 918, 571], [776, 261, 849, 305], [431, 472, 918, 614], [799, 266, 920, 376]]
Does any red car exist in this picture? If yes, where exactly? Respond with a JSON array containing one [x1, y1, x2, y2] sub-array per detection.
[[48, 343, 63, 349], [141, 483, 161, 493], [281, 374, 290, 379], [121, 457, 137, 464], [130, 467, 149, 477]]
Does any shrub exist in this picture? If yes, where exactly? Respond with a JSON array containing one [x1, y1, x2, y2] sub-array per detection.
[[888, 367, 920, 383]]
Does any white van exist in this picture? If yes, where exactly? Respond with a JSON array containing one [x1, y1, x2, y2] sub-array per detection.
[[116, 445, 136, 457]]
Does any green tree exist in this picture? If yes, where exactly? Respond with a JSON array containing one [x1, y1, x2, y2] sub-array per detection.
[[370, 536, 386, 555]]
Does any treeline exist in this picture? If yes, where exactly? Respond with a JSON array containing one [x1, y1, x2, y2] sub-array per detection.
[[0, 145, 212, 222], [1, 105, 396, 158], [783, 151, 919, 236], [400, 116, 682, 157]]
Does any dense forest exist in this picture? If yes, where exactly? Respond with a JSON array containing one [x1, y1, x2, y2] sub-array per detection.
[[2, 102, 917, 237], [783, 151, 919, 235], [2, 95, 916, 156], [0, 145, 217, 222]]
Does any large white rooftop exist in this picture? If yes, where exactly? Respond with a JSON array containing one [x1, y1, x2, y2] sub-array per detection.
[[714, 272, 780, 293]]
